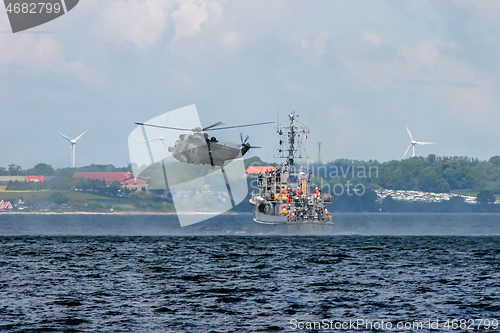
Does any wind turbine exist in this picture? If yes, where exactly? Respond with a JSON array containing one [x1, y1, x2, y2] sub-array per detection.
[[141, 114, 170, 164], [56, 129, 90, 167], [402, 125, 435, 159]]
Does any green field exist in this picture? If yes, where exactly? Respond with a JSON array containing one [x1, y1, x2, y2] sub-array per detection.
[[0, 190, 113, 203]]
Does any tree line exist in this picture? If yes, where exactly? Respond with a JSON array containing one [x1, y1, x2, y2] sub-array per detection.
[[0, 163, 130, 177], [3, 156, 500, 213], [5, 156, 500, 195], [1, 163, 132, 197], [307, 155, 500, 195]]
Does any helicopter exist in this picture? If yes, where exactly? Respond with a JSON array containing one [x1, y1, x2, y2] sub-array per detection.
[[135, 121, 273, 167]]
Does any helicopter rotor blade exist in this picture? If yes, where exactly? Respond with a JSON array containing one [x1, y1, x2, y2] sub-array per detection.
[[244, 135, 249, 144], [135, 122, 192, 131], [136, 120, 274, 133], [202, 122, 224, 131], [208, 121, 274, 131]]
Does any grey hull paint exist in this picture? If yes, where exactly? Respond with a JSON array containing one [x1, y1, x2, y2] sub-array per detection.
[[253, 210, 333, 235]]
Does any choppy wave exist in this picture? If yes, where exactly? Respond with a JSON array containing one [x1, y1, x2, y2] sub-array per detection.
[[1, 233, 499, 332]]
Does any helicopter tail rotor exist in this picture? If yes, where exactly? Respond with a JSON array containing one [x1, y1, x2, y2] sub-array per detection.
[[240, 133, 250, 145], [240, 133, 261, 156]]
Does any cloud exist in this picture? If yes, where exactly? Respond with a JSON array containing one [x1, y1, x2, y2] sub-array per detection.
[[330, 106, 347, 119], [171, 0, 209, 40], [294, 31, 329, 58], [449, 86, 492, 113], [341, 34, 499, 125], [313, 30, 329, 57], [172, 70, 193, 85], [362, 31, 383, 46], [0, 33, 101, 83], [453, 0, 500, 22], [402, 41, 439, 67], [342, 38, 482, 89], [100, 0, 173, 49], [0, 5, 100, 88], [207, 1, 222, 22], [220, 31, 242, 49], [300, 36, 308, 50]]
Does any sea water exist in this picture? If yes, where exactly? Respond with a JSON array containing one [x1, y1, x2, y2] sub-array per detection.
[[0, 213, 499, 332]]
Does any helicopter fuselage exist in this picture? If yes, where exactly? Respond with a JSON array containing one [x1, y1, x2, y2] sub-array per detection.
[[168, 133, 247, 166]]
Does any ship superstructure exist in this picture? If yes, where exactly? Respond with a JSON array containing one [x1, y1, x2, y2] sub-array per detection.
[[249, 111, 334, 234]]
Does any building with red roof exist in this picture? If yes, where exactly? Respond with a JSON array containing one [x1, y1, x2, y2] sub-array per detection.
[[122, 177, 149, 191], [1, 200, 13, 210], [122, 177, 148, 185], [24, 175, 45, 182], [73, 172, 132, 183], [246, 166, 277, 174]]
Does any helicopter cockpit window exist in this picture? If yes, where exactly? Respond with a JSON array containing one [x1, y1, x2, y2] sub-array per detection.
[[210, 137, 217, 142]]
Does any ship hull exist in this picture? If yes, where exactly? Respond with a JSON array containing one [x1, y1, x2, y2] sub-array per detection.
[[249, 110, 334, 235], [253, 210, 333, 235]]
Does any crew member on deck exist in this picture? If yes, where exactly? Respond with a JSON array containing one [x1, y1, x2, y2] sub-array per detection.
[[313, 187, 320, 196]]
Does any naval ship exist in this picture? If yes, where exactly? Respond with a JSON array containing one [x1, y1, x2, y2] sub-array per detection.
[[249, 111, 334, 234]]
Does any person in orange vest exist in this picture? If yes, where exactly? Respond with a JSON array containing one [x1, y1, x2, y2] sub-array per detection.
[[295, 188, 302, 196], [314, 187, 320, 196], [287, 188, 292, 202]]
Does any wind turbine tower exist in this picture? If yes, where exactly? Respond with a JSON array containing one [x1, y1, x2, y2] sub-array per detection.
[[56, 129, 90, 167], [317, 142, 322, 164], [402, 125, 435, 159]]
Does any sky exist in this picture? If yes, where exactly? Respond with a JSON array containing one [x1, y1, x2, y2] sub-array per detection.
[[1, 0, 499, 169]]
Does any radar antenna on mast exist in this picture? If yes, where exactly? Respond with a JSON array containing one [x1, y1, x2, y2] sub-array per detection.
[[275, 110, 309, 166]]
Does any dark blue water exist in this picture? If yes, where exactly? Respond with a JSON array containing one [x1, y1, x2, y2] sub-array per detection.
[[1, 214, 499, 332], [1, 213, 500, 236]]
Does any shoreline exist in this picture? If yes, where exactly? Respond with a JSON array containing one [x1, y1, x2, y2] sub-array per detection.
[[2, 211, 499, 216], [1, 211, 249, 216]]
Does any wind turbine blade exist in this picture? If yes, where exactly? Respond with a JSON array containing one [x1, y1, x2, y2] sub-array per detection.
[[402, 145, 411, 159], [74, 129, 90, 141], [416, 142, 435, 145], [405, 124, 413, 141], [55, 131, 71, 141], [142, 138, 160, 143], [161, 113, 170, 138]]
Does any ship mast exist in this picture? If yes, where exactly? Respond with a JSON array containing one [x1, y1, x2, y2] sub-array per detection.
[[288, 112, 296, 165], [276, 110, 309, 166]]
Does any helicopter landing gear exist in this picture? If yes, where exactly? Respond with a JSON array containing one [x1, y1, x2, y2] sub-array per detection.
[[221, 165, 236, 208]]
